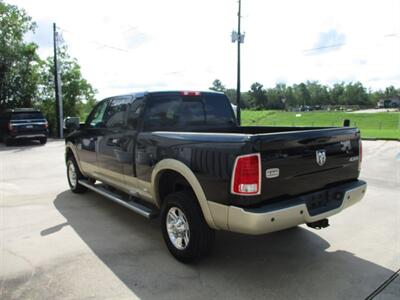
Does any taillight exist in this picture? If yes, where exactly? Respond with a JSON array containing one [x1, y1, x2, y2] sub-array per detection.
[[181, 91, 201, 96], [358, 140, 362, 171], [8, 122, 14, 131], [231, 153, 261, 195], [44, 121, 48, 129]]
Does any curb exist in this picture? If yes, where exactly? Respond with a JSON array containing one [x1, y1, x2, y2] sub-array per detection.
[[362, 138, 399, 141]]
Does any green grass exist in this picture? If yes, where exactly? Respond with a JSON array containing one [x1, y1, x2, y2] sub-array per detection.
[[241, 110, 400, 140]]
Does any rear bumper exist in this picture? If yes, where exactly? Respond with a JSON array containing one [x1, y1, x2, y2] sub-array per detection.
[[9, 132, 47, 139], [208, 180, 367, 235]]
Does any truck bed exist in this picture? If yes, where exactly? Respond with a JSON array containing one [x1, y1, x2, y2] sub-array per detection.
[[142, 125, 361, 208]]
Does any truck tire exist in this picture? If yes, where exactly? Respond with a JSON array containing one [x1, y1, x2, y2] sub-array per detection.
[[66, 157, 87, 193], [161, 190, 215, 263]]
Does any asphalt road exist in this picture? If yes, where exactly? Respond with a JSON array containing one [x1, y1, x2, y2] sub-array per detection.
[[1, 140, 399, 300]]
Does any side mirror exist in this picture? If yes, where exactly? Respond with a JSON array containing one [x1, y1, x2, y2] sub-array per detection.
[[64, 117, 80, 130]]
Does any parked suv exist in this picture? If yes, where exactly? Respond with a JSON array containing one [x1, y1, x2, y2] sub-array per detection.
[[65, 91, 366, 262], [0, 108, 48, 145]]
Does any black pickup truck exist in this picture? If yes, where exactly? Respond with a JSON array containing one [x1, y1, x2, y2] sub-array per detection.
[[65, 91, 366, 262]]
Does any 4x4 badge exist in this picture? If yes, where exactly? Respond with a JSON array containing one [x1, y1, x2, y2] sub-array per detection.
[[316, 149, 327, 166]]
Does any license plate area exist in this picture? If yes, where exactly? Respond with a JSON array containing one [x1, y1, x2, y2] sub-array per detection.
[[304, 190, 342, 216]]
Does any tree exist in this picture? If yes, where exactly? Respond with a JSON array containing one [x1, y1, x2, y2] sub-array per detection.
[[209, 79, 226, 92], [306, 81, 330, 106], [341, 82, 369, 106], [264, 88, 278, 109], [284, 86, 296, 108], [36, 46, 96, 134], [329, 83, 345, 105], [248, 82, 268, 109], [0, 1, 42, 110], [293, 83, 311, 106], [384, 86, 398, 98], [0, 1, 98, 135], [225, 88, 236, 104]]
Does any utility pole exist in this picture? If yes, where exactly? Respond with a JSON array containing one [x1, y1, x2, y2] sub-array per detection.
[[53, 23, 63, 138], [236, 0, 241, 125], [231, 0, 244, 125]]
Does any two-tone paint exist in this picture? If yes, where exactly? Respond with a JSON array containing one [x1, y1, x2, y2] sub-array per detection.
[[65, 91, 366, 234]]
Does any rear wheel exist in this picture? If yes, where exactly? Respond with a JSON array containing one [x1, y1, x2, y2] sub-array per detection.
[[67, 157, 87, 193], [161, 190, 215, 263]]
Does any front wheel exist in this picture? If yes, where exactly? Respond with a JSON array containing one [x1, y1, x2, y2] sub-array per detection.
[[161, 191, 215, 263], [66, 157, 87, 193]]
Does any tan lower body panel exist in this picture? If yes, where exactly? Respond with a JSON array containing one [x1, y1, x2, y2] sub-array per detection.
[[209, 182, 367, 235], [79, 162, 157, 205]]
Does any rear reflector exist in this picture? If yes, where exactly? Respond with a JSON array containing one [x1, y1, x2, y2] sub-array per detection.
[[231, 153, 261, 196], [181, 91, 201, 96]]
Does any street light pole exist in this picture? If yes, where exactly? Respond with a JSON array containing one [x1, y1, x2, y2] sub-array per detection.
[[236, 0, 242, 125]]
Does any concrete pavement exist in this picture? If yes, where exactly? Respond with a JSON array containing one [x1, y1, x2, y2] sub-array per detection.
[[0, 140, 399, 300]]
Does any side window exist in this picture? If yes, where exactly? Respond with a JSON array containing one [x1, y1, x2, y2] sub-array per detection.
[[127, 98, 144, 130], [86, 100, 108, 128], [103, 97, 130, 128]]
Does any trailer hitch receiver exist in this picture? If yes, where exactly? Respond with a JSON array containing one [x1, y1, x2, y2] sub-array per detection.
[[307, 218, 330, 229]]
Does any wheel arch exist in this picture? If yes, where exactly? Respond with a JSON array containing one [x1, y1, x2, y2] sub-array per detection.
[[65, 142, 86, 177], [151, 159, 218, 229]]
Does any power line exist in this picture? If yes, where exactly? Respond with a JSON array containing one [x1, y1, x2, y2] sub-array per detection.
[[57, 26, 131, 53], [384, 32, 400, 38], [303, 43, 346, 54], [303, 32, 400, 55]]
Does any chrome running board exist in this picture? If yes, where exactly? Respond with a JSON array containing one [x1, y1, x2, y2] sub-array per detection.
[[78, 180, 158, 219]]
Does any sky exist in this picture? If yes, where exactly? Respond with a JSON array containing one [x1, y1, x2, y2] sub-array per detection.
[[7, 0, 400, 99]]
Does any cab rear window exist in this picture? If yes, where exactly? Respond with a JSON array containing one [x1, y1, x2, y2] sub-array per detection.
[[144, 93, 236, 131]]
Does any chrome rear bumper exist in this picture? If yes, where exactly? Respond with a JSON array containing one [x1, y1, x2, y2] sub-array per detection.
[[208, 180, 367, 235]]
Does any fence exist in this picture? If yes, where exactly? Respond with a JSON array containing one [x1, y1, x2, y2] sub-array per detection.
[[252, 120, 400, 130]]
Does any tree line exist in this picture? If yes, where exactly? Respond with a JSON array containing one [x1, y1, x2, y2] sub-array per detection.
[[210, 79, 400, 110], [0, 1, 95, 134]]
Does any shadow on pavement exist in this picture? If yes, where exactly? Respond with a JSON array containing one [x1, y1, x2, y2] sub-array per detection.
[[0, 139, 43, 152], [0, 139, 60, 152], [46, 190, 394, 299]]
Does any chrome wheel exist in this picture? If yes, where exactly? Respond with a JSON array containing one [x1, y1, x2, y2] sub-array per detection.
[[166, 207, 190, 250], [68, 161, 77, 189]]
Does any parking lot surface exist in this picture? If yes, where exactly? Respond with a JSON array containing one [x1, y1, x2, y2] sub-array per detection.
[[0, 140, 399, 300]]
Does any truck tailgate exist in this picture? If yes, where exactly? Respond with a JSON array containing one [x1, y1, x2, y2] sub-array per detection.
[[10, 120, 47, 134], [255, 127, 361, 205]]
